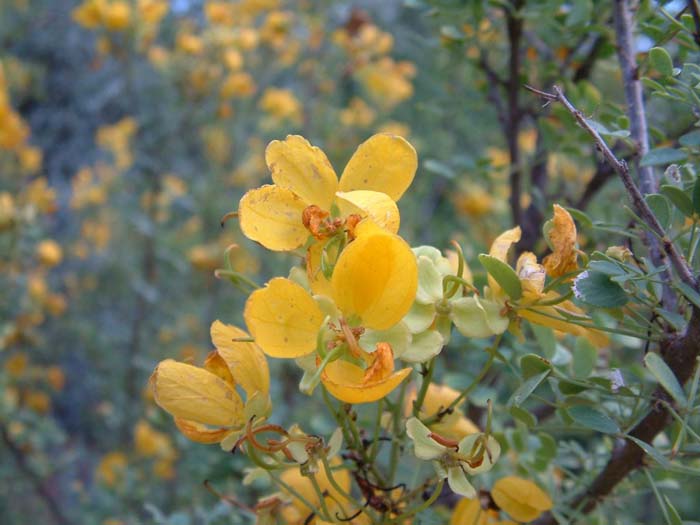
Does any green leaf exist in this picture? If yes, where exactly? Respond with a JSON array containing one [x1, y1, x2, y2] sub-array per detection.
[[565, 207, 593, 229], [558, 380, 588, 395], [679, 129, 700, 148], [641, 148, 688, 167], [531, 324, 556, 359], [644, 352, 687, 406], [520, 353, 552, 379], [676, 281, 700, 309], [565, 0, 591, 26], [627, 435, 671, 467], [649, 47, 674, 77], [573, 338, 597, 378], [645, 194, 671, 229], [573, 270, 628, 307], [510, 406, 537, 428], [568, 405, 620, 434], [586, 119, 630, 138], [478, 254, 522, 301], [663, 495, 683, 525], [508, 370, 550, 407], [423, 159, 455, 179], [660, 185, 694, 217]]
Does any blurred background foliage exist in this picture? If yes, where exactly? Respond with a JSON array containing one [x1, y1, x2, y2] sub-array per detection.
[[1, 0, 699, 524]]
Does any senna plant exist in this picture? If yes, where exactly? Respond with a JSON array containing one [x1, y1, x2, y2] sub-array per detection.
[[147, 129, 700, 524]]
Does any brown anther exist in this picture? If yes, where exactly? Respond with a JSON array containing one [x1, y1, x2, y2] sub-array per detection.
[[302, 205, 331, 240], [345, 214, 362, 239]]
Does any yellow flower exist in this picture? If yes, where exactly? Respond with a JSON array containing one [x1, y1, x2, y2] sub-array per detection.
[[36, 239, 63, 267], [491, 476, 552, 523], [406, 383, 479, 440], [238, 133, 417, 252], [134, 420, 177, 460], [278, 458, 352, 524], [244, 220, 417, 404], [150, 321, 270, 445], [259, 87, 303, 125], [486, 224, 606, 347], [451, 498, 516, 525]]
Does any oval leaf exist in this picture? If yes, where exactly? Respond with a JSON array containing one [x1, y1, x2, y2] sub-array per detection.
[[569, 405, 619, 434], [478, 254, 523, 301], [644, 352, 687, 406]]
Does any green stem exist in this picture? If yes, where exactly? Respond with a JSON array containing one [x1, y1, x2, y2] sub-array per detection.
[[385, 478, 444, 524], [388, 379, 408, 484], [412, 357, 437, 418], [423, 335, 501, 426], [369, 397, 384, 463]]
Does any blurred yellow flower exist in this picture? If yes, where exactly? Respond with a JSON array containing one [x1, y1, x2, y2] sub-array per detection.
[[339, 97, 376, 128], [103, 1, 131, 31], [220, 72, 256, 98], [451, 498, 515, 525], [259, 87, 303, 125], [491, 476, 552, 523], [97, 451, 128, 486], [406, 383, 479, 440], [36, 240, 63, 267]]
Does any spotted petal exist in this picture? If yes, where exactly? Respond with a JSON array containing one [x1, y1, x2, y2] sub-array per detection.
[[210, 321, 270, 398], [238, 184, 309, 251], [244, 278, 324, 358], [150, 359, 244, 427], [335, 190, 400, 233], [266, 135, 338, 211]]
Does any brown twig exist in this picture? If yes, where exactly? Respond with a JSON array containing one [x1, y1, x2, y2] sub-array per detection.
[[689, 0, 700, 48], [525, 84, 697, 290], [506, 0, 526, 227], [534, 306, 700, 524]]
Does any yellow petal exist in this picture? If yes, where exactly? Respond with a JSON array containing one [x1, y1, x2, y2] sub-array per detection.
[[174, 418, 233, 444], [335, 190, 400, 233], [210, 320, 270, 398], [488, 226, 521, 297], [238, 185, 309, 251], [519, 302, 608, 347], [150, 359, 244, 427], [265, 135, 338, 211], [489, 226, 522, 262], [491, 476, 552, 523], [450, 498, 492, 525], [244, 278, 324, 358], [306, 239, 335, 296], [516, 252, 545, 296], [203, 350, 236, 388], [331, 222, 417, 330], [338, 134, 417, 201], [322, 358, 412, 404], [543, 204, 578, 278]]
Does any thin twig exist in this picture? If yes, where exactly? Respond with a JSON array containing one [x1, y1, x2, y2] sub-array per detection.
[[525, 84, 697, 290]]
